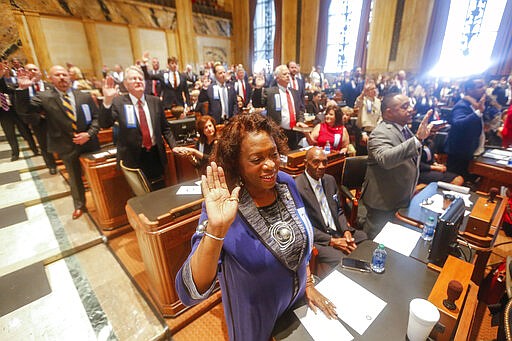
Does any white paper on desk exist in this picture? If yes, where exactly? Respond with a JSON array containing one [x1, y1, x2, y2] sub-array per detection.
[[194, 180, 202, 186], [92, 152, 109, 159], [108, 148, 117, 154], [373, 222, 421, 257], [295, 306, 353, 341], [315, 271, 387, 335], [442, 190, 472, 207], [176, 186, 201, 195]]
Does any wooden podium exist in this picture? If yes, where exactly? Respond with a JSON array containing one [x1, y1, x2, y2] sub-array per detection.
[[80, 146, 179, 230], [126, 182, 204, 317]]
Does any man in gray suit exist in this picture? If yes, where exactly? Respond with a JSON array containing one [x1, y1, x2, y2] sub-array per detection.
[[360, 93, 432, 239]]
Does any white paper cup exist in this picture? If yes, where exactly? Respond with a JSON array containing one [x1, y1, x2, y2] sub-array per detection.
[[407, 298, 440, 341]]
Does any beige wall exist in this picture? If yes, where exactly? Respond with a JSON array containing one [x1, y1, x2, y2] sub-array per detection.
[[41, 17, 93, 73], [95, 24, 133, 71]]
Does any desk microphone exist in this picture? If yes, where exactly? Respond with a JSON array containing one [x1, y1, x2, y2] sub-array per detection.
[[487, 187, 498, 203], [443, 280, 463, 310]]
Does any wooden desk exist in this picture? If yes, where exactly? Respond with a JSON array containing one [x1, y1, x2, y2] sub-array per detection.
[[396, 182, 506, 283], [80, 146, 179, 230], [280, 148, 345, 181], [469, 154, 512, 192], [274, 240, 439, 340], [126, 181, 204, 317]]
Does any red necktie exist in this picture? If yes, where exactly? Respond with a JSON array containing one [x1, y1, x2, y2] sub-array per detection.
[[35, 83, 40, 92], [292, 77, 297, 90], [286, 90, 296, 129], [137, 100, 152, 150], [152, 80, 157, 96], [241, 81, 246, 102], [173, 72, 178, 88]]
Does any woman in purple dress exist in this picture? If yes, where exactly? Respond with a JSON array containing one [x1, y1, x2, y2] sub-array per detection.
[[176, 114, 337, 341]]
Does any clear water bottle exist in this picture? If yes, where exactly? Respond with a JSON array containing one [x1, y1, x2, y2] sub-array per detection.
[[371, 244, 387, 273], [421, 216, 436, 241], [324, 140, 331, 154]]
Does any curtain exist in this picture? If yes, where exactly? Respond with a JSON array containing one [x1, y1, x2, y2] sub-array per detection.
[[315, 0, 331, 69], [249, 0, 257, 74], [354, 0, 372, 74], [420, 0, 451, 75], [273, 0, 282, 67], [489, 0, 512, 76]]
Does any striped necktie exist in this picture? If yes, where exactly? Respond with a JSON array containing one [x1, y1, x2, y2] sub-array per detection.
[[315, 182, 337, 231], [62, 94, 77, 132], [0, 93, 9, 111]]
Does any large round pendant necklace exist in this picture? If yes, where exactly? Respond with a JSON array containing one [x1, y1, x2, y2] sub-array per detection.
[[262, 196, 295, 249]]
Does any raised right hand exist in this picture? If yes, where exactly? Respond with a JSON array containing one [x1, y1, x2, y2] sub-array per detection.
[[16, 69, 33, 90], [101, 76, 119, 106], [200, 162, 240, 238]]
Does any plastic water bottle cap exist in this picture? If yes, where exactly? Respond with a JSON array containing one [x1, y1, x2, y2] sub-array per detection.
[[378, 244, 385, 249]]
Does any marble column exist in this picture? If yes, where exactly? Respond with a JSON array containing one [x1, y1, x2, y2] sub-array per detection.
[[281, 0, 298, 64], [11, 9, 35, 64], [23, 11, 52, 73], [82, 20, 103, 78], [128, 25, 141, 65], [175, 0, 198, 69], [232, 0, 250, 68], [299, 0, 320, 73]]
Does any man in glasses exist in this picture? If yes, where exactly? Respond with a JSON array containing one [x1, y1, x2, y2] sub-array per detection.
[[359, 92, 432, 239]]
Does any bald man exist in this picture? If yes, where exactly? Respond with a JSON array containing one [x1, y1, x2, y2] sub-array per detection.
[[16, 65, 100, 219], [296, 147, 367, 271]]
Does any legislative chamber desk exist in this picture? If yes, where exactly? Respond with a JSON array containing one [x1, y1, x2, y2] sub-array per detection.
[[469, 150, 512, 192], [396, 182, 506, 284], [280, 148, 346, 179], [126, 180, 203, 317], [274, 240, 439, 340], [80, 145, 179, 231]]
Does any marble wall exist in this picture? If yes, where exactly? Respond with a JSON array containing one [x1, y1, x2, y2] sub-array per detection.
[[2, 0, 232, 73]]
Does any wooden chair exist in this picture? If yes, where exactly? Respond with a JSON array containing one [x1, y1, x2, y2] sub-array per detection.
[[340, 156, 367, 228], [120, 160, 152, 196]]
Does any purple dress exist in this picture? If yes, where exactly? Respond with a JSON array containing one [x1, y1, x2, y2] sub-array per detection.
[[176, 172, 314, 341]]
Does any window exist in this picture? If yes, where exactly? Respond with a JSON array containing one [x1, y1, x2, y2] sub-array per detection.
[[324, 0, 364, 73], [253, 0, 275, 73], [431, 0, 507, 78]]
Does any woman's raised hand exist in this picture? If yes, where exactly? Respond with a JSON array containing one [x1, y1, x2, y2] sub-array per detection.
[[201, 162, 240, 237]]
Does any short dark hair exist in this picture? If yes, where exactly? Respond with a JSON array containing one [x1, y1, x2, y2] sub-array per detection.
[[167, 56, 178, 64], [381, 93, 400, 114], [463, 76, 483, 92], [211, 114, 288, 189]]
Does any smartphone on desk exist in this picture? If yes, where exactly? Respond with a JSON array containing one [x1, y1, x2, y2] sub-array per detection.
[[341, 258, 371, 272]]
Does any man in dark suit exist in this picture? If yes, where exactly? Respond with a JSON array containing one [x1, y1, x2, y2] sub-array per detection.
[[296, 147, 366, 271], [360, 93, 432, 238], [184, 64, 198, 90], [287, 61, 305, 106], [198, 62, 238, 123], [144, 57, 162, 97], [233, 65, 251, 107], [18, 63, 57, 174], [101, 66, 176, 190], [142, 56, 189, 110], [445, 77, 487, 180], [252, 64, 308, 150], [16, 65, 100, 219]]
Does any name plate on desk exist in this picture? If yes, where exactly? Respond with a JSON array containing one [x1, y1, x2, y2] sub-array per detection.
[[127, 181, 204, 232]]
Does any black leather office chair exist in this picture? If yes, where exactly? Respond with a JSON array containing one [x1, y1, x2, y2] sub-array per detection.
[[340, 156, 367, 228], [120, 160, 152, 196]]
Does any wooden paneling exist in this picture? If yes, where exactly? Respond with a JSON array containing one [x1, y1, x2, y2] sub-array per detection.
[[83, 19, 103, 78], [175, 0, 198, 68], [138, 28, 168, 66], [232, 0, 250, 67]]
